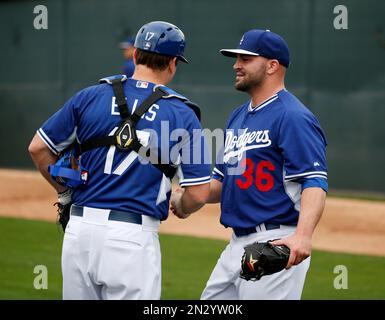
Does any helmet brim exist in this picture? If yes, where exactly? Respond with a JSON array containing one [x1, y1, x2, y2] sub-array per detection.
[[178, 56, 189, 64]]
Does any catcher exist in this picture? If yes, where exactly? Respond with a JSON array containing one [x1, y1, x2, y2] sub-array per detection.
[[28, 21, 211, 300]]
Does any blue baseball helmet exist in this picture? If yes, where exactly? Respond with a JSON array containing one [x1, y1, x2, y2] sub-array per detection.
[[134, 21, 188, 63]]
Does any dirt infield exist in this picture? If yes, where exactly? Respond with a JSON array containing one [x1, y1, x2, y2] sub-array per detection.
[[1, 168, 385, 257]]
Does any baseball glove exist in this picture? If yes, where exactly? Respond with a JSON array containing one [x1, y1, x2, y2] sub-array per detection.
[[54, 189, 72, 232], [240, 240, 290, 281]]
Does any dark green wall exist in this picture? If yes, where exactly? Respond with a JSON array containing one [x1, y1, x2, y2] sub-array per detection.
[[1, 0, 384, 192]]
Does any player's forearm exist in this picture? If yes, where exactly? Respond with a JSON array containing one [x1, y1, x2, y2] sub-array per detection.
[[28, 134, 66, 193], [207, 179, 222, 203], [295, 187, 326, 238], [31, 151, 65, 192], [181, 183, 210, 214]]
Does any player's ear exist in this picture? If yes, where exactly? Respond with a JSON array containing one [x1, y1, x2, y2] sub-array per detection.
[[169, 57, 178, 74], [266, 59, 280, 75], [133, 48, 137, 65]]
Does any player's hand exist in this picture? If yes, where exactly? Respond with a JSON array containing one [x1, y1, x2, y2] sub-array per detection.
[[170, 188, 190, 219], [270, 234, 312, 269]]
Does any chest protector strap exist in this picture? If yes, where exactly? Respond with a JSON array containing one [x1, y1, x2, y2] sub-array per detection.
[[80, 76, 179, 179]]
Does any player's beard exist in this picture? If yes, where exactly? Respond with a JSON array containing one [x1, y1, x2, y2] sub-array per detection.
[[234, 64, 267, 92]]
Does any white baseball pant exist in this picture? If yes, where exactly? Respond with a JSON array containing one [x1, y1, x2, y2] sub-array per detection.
[[61, 206, 161, 300], [201, 224, 310, 300]]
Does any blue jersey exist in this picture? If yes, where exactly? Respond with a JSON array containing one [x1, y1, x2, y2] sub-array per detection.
[[212, 89, 328, 228], [123, 59, 135, 78], [38, 77, 211, 220]]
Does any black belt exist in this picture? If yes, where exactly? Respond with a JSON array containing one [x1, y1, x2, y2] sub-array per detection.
[[70, 205, 142, 225], [233, 223, 280, 237]]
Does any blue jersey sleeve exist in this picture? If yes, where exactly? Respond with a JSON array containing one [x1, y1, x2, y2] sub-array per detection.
[[212, 146, 225, 182], [301, 177, 328, 192], [37, 93, 81, 155], [177, 111, 211, 187], [278, 109, 328, 184]]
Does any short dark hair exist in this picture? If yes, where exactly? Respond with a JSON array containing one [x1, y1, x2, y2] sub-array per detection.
[[135, 48, 174, 71]]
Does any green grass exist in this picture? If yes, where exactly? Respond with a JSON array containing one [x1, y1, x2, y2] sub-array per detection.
[[303, 251, 385, 299], [0, 217, 63, 299], [160, 234, 227, 299], [0, 217, 384, 299]]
